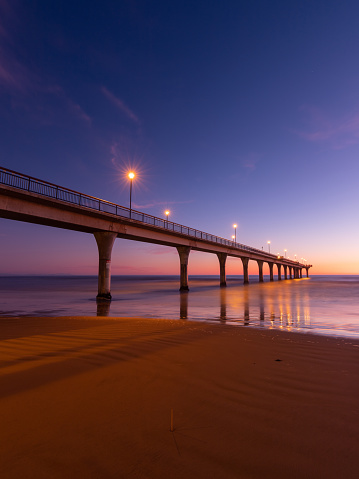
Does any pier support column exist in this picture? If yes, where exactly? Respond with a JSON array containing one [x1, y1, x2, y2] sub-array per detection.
[[257, 260, 264, 282], [177, 246, 191, 291], [305, 267, 310, 278], [94, 231, 117, 300], [217, 253, 227, 287], [269, 263, 274, 281], [300, 269, 303, 278], [277, 264, 282, 281], [284, 265, 288, 280], [241, 257, 249, 284]]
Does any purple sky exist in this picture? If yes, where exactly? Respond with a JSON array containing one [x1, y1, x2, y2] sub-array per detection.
[[1, 0, 359, 275]]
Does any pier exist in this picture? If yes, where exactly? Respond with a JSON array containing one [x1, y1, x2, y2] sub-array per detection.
[[0, 167, 311, 299]]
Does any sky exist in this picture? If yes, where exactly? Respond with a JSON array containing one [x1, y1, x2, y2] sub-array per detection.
[[1, 0, 359, 276]]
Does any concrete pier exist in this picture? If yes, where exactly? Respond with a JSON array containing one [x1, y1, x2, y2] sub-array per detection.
[[177, 246, 191, 291], [217, 253, 227, 287], [0, 166, 312, 297], [241, 257, 249, 284], [94, 232, 117, 300], [257, 260, 264, 282]]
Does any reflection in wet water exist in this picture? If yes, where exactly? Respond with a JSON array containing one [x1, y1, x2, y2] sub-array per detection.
[[1, 275, 359, 338], [179, 291, 188, 320], [95, 277, 311, 331], [96, 299, 111, 317]]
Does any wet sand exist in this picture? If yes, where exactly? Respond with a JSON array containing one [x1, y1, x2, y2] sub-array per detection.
[[0, 316, 358, 478]]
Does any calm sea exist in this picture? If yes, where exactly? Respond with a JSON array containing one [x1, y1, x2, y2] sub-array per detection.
[[0, 275, 359, 339]]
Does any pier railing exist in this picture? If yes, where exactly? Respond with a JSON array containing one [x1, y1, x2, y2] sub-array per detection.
[[0, 166, 287, 260]]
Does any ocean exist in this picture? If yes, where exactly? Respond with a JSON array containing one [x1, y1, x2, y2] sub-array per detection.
[[0, 275, 359, 339]]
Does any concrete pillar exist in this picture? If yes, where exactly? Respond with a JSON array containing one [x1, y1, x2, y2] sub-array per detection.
[[277, 264, 282, 281], [241, 257, 249, 284], [284, 265, 288, 280], [217, 252, 227, 287], [306, 267, 309, 278], [177, 246, 191, 291], [300, 268, 303, 278], [94, 232, 117, 300], [269, 263, 274, 281], [257, 260, 264, 282]]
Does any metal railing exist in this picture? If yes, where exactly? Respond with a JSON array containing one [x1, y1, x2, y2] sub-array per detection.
[[0, 166, 296, 261]]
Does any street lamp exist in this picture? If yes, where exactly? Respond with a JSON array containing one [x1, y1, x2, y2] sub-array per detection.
[[165, 210, 170, 227], [267, 241, 271, 254], [284, 249, 287, 258], [232, 235, 235, 243], [128, 171, 135, 218], [233, 224, 237, 242]]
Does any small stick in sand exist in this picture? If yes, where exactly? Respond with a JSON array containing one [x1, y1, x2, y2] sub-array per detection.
[[170, 408, 174, 432]]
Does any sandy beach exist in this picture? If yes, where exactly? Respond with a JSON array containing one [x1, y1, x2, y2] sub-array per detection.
[[0, 316, 358, 478]]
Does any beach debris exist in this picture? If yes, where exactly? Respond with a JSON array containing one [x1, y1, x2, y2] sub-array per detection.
[[275, 359, 283, 362]]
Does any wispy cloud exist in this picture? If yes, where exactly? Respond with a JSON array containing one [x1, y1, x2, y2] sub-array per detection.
[[101, 86, 140, 124], [47, 86, 91, 125], [294, 105, 359, 149], [0, 46, 33, 92], [241, 152, 260, 171]]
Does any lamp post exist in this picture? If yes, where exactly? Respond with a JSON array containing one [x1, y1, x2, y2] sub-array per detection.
[[128, 171, 135, 218], [165, 210, 170, 227], [284, 249, 287, 258], [232, 235, 235, 244], [267, 241, 271, 254], [233, 224, 237, 243]]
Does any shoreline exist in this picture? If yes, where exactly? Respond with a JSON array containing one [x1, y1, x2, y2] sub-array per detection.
[[0, 316, 358, 478]]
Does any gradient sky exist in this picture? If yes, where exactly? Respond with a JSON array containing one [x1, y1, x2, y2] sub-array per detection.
[[1, 0, 359, 276]]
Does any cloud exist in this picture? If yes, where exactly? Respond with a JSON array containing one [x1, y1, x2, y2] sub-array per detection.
[[68, 101, 92, 125], [294, 106, 359, 149], [101, 86, 140, 124], [50, 86, 92, 125], [0, 46, 33, 92], [241, 152, 260, 171]]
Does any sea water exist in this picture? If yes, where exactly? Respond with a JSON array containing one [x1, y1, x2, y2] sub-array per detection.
[[0, 275, 359, 339]]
